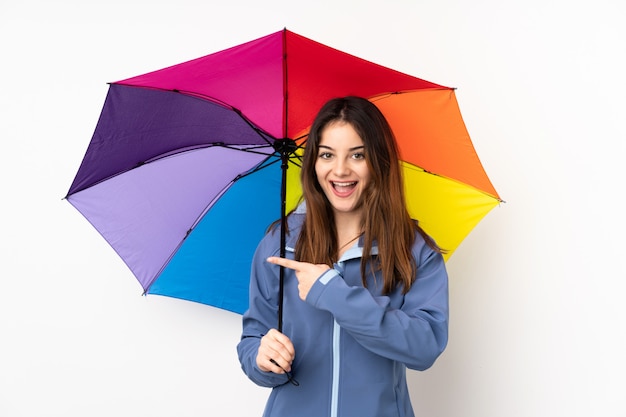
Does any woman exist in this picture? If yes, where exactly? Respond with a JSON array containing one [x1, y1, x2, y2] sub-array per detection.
[[237, 96, 449, 417]]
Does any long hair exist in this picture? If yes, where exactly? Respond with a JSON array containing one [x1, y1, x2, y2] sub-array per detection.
[[295, 96, 443, 294]]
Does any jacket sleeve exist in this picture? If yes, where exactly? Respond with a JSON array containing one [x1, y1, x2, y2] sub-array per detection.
[[236, 232, 290, 388], [305, 240, 449, 371]]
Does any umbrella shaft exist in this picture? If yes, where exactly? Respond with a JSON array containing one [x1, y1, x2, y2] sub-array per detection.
[[277, 149, 290, 332]]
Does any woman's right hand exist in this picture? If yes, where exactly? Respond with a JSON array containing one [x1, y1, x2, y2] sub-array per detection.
[[256, 328, 296, 373]]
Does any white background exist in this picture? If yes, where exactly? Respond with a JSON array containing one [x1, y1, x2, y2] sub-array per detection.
[[1, 1, 625, 416]]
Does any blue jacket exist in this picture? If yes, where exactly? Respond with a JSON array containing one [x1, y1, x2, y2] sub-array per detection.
[[237, 208, 449, 417]]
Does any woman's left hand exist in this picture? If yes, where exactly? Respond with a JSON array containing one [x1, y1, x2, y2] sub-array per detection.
[[267, 257, 331, 300]]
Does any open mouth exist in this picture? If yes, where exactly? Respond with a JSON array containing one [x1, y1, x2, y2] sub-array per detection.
[[331, 181, 357, 194]]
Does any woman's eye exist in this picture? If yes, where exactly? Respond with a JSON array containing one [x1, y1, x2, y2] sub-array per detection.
[[319, 152, 332, 159], [352, 152, 365, 160]]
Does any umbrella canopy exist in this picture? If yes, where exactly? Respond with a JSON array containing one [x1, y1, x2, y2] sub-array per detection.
[[66, 29, 500, 316]]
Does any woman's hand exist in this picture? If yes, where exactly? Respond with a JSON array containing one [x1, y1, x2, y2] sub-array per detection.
[[256, 328, 296, 373], [267, 257, 331, 300]]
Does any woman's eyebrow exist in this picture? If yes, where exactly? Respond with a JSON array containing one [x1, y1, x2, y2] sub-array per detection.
[[318, 145, 365, 151]]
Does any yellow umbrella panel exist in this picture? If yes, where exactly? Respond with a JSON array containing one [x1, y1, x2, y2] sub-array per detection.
[[402, 161, 499, 260]]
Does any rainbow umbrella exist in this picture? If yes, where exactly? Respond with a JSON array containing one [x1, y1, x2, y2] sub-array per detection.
[[65, 29, 501, 320]]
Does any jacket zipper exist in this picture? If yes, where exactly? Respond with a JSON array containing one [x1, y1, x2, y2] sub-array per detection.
[[330, 319, 340, 417]]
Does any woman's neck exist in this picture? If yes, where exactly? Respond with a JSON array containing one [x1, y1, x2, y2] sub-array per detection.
[[334, 210, 364, 245]]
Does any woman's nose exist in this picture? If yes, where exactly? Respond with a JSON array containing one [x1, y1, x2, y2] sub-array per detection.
[[332, 158, 350, 176]]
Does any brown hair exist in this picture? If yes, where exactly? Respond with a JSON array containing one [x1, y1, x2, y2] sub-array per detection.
[[295, 96, 442, 294]]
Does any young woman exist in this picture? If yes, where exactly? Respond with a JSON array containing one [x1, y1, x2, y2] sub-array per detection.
[[237, 96, 449, 417]]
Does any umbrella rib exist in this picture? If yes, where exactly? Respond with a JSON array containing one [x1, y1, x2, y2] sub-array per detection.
[[168, 87, 278, 146], [144, 172, 245, 294], [367, 88, 455, 102], [115, 83, 279, 146], [402, 162, 504, 202], [66, 143, 272, 196], [235, 156, 284, 181], [66, 141, 303, 198]]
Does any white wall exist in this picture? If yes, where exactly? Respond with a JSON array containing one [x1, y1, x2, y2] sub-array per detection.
[[1, 1, 624, 416]]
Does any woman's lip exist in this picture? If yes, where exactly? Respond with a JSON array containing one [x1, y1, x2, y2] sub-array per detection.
[[331, 181, 357, 196]]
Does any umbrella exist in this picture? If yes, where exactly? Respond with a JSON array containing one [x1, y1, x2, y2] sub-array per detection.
[[65, 29, 501, 325]]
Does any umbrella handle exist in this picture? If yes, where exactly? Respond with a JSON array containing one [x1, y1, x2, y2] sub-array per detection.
[[278, 265, 285, 332]]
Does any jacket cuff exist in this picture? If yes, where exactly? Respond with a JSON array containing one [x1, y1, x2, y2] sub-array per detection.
[[306, 268, 340, 306]]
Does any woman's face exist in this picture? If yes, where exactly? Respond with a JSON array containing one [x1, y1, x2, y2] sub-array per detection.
[[315, 121, 371, 218]]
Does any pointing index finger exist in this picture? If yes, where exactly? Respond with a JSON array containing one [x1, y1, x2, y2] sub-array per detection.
[[267, 256, 302, 271]]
